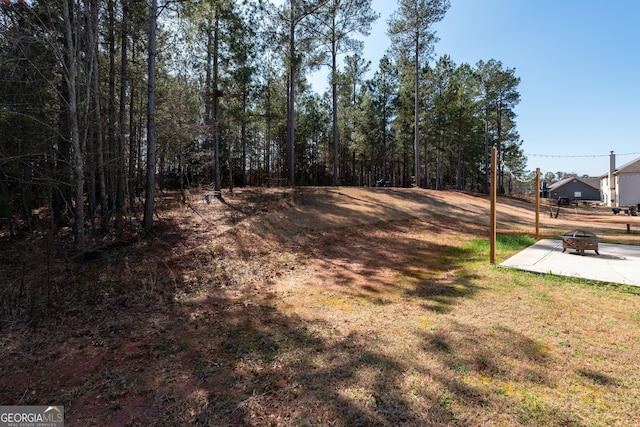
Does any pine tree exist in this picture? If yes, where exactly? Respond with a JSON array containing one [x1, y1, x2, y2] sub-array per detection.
[[311, 0, 378, 185], [388, 0, 449, 187]]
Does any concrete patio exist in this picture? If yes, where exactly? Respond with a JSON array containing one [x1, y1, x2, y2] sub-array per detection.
[[500, 239, 640, 287]]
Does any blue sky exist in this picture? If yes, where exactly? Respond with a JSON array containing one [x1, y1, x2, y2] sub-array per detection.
[[306, 0, 640, 177]]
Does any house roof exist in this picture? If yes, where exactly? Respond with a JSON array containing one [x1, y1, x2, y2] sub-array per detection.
[[548, 176, 600, 191], [614, 156, 640, 174], [600, 156, 640, 178]]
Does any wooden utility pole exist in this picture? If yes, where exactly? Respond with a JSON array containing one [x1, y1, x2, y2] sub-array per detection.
[[535, 168, 540, 240], [490, 147, 497, 264]]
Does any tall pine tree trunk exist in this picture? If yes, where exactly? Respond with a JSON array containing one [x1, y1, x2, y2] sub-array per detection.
[[241, 94, 247, 187], [331, 28, 339, 186], [128, 44, 138, 213], [287, 4, 295, 187], [213, 14, 221, 194], [107, 0, 117, 219], [87, 0, 108, 232], [116, 0, 129, 230], [142, 0, 157, 232], [414, 37, 420, 188], [63, 0, 85, 249], [265, 78, 272, 187]]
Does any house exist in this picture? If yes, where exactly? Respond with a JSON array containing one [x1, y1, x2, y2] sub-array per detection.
[[601, 153, 640, 207], [546, 176, 601, 202]]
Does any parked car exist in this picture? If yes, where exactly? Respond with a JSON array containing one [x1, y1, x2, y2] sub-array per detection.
[[557, 196, 571, 206]]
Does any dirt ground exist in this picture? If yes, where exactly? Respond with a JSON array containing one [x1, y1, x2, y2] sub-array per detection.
[[1, 187, 638, 426]]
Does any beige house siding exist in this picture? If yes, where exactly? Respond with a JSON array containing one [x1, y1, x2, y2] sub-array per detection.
[[600, 156, 640, 207]]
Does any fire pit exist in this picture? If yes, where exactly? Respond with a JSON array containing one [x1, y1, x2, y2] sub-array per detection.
[[561, 229, 600, 255]]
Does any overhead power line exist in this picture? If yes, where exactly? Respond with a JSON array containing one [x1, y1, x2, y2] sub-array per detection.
[[525, 152, 640, 159]]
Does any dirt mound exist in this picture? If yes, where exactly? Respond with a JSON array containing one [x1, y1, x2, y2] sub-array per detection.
[[277, 187, 637, 242]]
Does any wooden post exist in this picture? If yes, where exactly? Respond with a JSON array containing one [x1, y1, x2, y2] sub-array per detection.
[[535, 168, 540, 240], [490, 147, 497, 264]]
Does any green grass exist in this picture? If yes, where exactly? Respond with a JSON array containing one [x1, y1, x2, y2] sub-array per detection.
[[466, 235, 536, 256]]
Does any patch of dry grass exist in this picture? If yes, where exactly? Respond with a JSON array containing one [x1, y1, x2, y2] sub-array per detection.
[[262, 225, 640, 426], [0, 188, 639, 426]]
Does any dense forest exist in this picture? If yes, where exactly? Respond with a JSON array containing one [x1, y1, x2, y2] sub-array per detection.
[[0, 0, 526, 247]]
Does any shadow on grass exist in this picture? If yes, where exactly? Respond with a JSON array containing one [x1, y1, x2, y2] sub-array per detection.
[[172, 295, 586, 426], [0, 192, 618, 426], [280, 218, 486, 316]]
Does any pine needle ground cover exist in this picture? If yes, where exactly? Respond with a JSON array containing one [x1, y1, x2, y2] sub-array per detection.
[[1, 188, 638, 426]]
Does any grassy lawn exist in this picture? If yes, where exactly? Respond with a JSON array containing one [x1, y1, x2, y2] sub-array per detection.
[[251, 231, 640, 426]]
